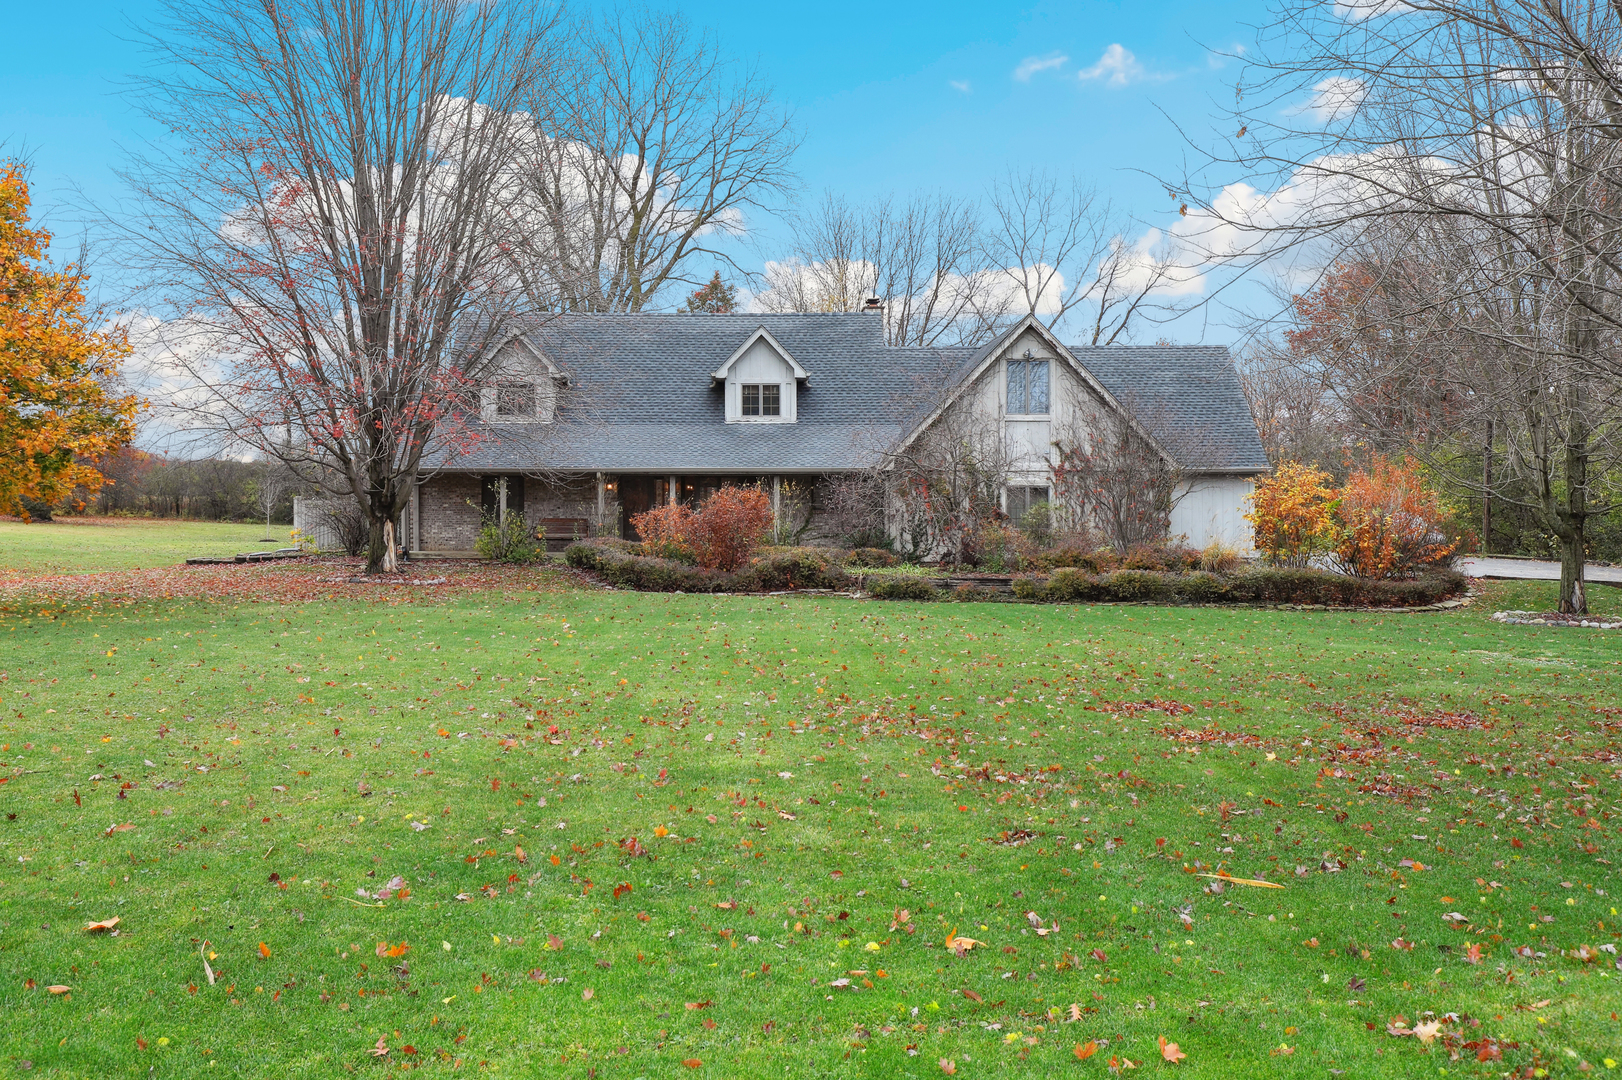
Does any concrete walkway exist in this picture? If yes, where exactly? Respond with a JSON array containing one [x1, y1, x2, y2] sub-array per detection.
[[1459, 556, 1622, 584]]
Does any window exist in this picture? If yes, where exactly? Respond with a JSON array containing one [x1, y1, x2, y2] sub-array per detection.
[[1006, 360, 1050, 415], [741, 383, 781, 417], [1007, 485, 1050, 521], [496, 383, 537, 418]]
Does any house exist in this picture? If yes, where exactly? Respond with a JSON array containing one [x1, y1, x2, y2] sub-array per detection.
[[397, 312, 1269, 557]]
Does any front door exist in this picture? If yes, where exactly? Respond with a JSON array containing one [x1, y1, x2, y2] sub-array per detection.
[[619, 475, 655, 539]]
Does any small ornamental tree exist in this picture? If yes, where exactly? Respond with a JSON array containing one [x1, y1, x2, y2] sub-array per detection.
[[1333, 456, 1458, 579], [629, 485, 772, 571], [688, 485, 773, 571], [0, 164, 141, 517], [1247, 461, 1341, 567]]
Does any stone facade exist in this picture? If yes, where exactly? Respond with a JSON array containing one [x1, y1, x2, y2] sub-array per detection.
[[415, 472, 481, 553]]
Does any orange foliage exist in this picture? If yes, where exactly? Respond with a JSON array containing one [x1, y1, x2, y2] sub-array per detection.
[[0, 163, 141, 516], [1246, 461, 1341, 567], [630, 484, 774, 571], [1334, 456, 1457, 579]]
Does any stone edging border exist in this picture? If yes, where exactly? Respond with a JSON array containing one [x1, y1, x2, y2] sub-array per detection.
[[1491, 610, 1622, 629]]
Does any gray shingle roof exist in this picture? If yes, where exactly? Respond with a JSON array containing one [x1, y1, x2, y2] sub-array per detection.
[[444, 314, 1267, 474]]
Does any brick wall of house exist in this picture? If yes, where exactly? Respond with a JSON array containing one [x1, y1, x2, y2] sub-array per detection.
[[416, 473, 481, 552]]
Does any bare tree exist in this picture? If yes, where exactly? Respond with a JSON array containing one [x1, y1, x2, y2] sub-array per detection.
[[1049, 392, 1209, 554], [983, 170, 1192, 345], [1185, 0, 1622, 612], [120, 0, 565, 572], [521, 9, 799, 313], [757, 190, 1002, 346]]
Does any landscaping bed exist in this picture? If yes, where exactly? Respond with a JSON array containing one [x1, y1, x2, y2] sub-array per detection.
[[564, 539, 1469, 608]]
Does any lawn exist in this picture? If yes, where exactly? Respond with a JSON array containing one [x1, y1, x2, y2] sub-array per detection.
[[0, 558, 1619, 1077], [0, 518, 287, 577]]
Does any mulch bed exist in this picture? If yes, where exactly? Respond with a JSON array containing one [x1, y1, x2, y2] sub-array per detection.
[[0, 557, 583, 606]]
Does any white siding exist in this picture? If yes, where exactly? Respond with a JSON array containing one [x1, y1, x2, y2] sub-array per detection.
[[1169, 476, 1256, 553], [725, 338, 797, 422]]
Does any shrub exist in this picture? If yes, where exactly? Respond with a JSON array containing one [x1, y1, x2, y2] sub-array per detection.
[[1104, 569, 1174, 601], [629, 503, 697, 562], [563, 541, 730, 592], [1122, 542, 1200, 572], [868, 575, 940, 601], [1248, 461, 1342, 567], [979, 523, 1034, 572], [1042, 568, 1104, 602], [1198, 540, 1242, 574], [734, 549, 851, 592], [1029, 546, 1103, 574], [476, 512, 545, 564], [1176, 571, 1229, 602], [1333, 456, 1458, 579], [844, 547, 899, 569], [1017, 501, 1055, 548]]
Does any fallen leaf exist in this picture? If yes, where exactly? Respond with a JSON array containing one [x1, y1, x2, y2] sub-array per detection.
[[1075, 1041, 1099, 1060], [1193, 872, 1284, 889], [258, 942, 271, 959], [46, 985, 71, 994], [84, 917, 120, 933], [1413, 1020, 1442, 1045], [104, 823, 136, 836], [547, 934, 563, 950], [369, 1036, 389, 1057], [1159, 1035, 1187, 1063], [1068, 1003, 1084, 1023], [582, 988, 594, 1000], [939, 1060, 957, 1075], [682, 1059, 702, 1069], [963, 988, 983, 1004]]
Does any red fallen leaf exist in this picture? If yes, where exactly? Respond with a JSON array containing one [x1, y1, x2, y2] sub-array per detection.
[[369, 1036, 389, 1057], [73, 789, 81, 807], [1392, 937, 1415, 951], [23, 979, 35, 989], [613, 882, 632, 899], [1464, 942, 1484, 964], [701, 1018, 717, 1030], [1159, 1035, 1186, 1063], [1075, 1041, 1098, 1060], [258, 942, 271, 959], [386, 942, 409, 959], [963, 988, 983, 1004], [137, 1037, 148, 1050], [401, 1046, 417, 1055], [547, 934, 563, 950], [682, 1059, 703, 1068], [549, 854, 561, 866], [104, 823, 136, 836], [686, 1000, 712, 1010], [636, 911, 651, 921], [1511, 838, 1524, 848], [84, 917, 120, 933], [939, 1060, 956, 1075], [1090, 948, 1107, 963], [514, 845, 526, 864], [490, 778, 501, 791]]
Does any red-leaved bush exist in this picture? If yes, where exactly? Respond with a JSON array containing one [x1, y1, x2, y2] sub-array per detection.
[[630, 485, 774, 572]]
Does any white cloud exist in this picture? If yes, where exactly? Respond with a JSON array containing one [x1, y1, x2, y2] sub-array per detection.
[[1078, 44, 1153, 88], [1300, 76, 1368, 123], [1013, 53, 1069, 82], [949, 79, 971, 94], [1333, 0, 1409, 19]]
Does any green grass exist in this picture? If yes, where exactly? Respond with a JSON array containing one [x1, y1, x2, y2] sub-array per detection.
[[0, 576, 1619, 1077], [0, 518, 289, 576]]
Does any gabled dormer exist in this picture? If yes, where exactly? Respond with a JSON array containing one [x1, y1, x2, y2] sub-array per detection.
[[711, 326, 808, 423], [479, 334, 566, 423]]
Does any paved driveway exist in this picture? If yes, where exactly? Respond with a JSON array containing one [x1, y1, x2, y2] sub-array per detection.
[[1459, 556, 1622, 584]]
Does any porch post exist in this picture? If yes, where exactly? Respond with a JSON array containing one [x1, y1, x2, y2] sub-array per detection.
[[596, 473, 606, 518]]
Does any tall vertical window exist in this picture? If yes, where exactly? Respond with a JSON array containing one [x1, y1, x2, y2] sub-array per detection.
[[1006, 360, 1050, 415], [741, 383, 781, 417]]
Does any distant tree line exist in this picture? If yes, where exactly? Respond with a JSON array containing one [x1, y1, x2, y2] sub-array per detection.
[[68, 448, 297, 525]]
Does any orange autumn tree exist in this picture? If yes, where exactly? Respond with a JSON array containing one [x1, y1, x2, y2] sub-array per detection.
[[0, 164, 140, 516], [1334, 456, 1459, 579]]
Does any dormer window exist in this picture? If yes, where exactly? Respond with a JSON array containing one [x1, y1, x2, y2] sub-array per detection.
[[713, 326, 808, 424], [1007, 359, 1050, 416], [496, 384, 537, 418], [741, 384, 780, 417]]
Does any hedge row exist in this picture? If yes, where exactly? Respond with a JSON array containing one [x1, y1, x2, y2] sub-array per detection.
[[564, 541, 1467, 608], [1012, 566, 1467, 606], [564, 542, 850, 593]]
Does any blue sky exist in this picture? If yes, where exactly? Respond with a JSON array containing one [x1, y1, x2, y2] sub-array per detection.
[[4, 0, 1281, 340]]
